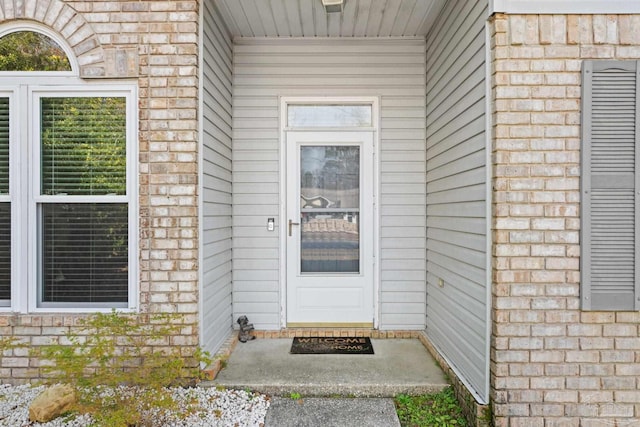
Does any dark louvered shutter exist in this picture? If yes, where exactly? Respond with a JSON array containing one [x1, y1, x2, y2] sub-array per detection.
[[581, 60, 640, 310]]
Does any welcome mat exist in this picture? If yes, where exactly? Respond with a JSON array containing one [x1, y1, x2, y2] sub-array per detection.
[[290, 337, 374, 355]]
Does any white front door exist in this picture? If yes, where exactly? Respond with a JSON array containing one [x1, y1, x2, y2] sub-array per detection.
[[286, 130, 374, 326]]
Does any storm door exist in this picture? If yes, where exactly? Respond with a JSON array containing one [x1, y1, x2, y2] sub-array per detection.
[[285, 129, 374, 326]]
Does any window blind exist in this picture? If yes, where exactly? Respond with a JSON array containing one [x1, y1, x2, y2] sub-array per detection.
[[0, 97, 9, 302], [0, 97, 8, 194], [41, 203, 128, 303], [40, 97, 126, 196]]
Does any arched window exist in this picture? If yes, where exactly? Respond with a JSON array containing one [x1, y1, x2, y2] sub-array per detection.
[[0, 30, 71, 71], [0, 24, 137, 312]]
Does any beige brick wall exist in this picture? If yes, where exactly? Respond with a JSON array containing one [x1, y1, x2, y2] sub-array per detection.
[[0, 0, 200, 383], [492, 13, 640, 426]]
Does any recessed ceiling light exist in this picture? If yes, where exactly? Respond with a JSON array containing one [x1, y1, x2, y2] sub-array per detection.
[[321, 0, 344, 13]]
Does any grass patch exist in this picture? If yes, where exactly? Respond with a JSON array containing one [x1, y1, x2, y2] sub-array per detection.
[[395, 387, 467, 427]]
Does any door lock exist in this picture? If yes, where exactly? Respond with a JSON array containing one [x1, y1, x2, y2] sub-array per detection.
[[288, 219, 300, 236]]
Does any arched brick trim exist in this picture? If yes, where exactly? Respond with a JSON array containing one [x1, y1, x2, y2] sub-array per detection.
[[0, 0, 106, 77]]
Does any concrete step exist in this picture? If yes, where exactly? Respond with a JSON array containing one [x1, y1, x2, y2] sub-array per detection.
[[201, 338, 449, 398]]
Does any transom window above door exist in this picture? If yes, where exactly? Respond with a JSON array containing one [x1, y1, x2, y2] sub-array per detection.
[[287, 104, 373, 128]]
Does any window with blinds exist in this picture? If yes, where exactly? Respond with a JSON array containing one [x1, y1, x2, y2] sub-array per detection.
[[0, 26, 135, 311], [0, 97, 9, 304], [38, 96, 129, 306]]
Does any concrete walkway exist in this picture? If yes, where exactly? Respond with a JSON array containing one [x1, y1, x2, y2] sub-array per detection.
[[264, 397, 401, 427], [206, 338, 448, 426]]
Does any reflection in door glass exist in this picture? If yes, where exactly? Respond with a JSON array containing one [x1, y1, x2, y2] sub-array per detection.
[[299, 145, 360, 273], [300, 146, 359, 209], [301, 212, 359, 273]]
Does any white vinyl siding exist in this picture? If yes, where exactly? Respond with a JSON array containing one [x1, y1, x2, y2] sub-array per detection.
[[426, 0, 489, 402], [201, 1, 234, 353], [233, 39, 426, 330]]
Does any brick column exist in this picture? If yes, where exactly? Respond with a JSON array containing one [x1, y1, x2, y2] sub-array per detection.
[[491, 13, 640, 426], [0, 0, 201, 382]]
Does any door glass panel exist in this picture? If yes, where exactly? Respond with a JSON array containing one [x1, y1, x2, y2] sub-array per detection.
[[300, 146, 359, 209], [300, 145, 360, 273], [301, 212, 359, 273], [288, 105, 372, 127]]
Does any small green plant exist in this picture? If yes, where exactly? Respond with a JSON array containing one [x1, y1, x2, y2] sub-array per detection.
[[289, 391, 302, 400], [478, 401, 493, 426], [0, 336, 25, 354], [0, 337, 27, 373], [395, 387, 467, 427], [35, 310, 212, 427]]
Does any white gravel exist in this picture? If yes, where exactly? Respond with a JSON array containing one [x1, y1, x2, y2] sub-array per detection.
[[0, 384, 270, 427]]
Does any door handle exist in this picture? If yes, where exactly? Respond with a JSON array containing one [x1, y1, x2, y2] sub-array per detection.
[[288, 219, 300, 236]]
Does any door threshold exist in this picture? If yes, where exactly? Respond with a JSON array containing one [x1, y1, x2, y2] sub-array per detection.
[[286, 322, 374, 328]]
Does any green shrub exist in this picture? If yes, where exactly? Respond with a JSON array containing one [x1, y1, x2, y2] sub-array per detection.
[[395, 387, 467, 427], [35, 310, 212, 427]]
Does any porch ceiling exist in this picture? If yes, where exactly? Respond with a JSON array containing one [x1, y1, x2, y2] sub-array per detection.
[[212, 0, 445, 39]]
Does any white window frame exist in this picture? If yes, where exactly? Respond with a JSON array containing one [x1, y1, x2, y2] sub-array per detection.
[[0, 81, 139, 314], [28, 86, 138, 312]]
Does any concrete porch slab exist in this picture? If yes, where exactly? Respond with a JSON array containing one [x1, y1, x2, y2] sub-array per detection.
[[205, 338, 449, 397]]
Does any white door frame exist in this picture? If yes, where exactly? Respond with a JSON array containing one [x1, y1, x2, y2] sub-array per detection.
[[278, 96, 380, 328], [285, 131, 374, 325]]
